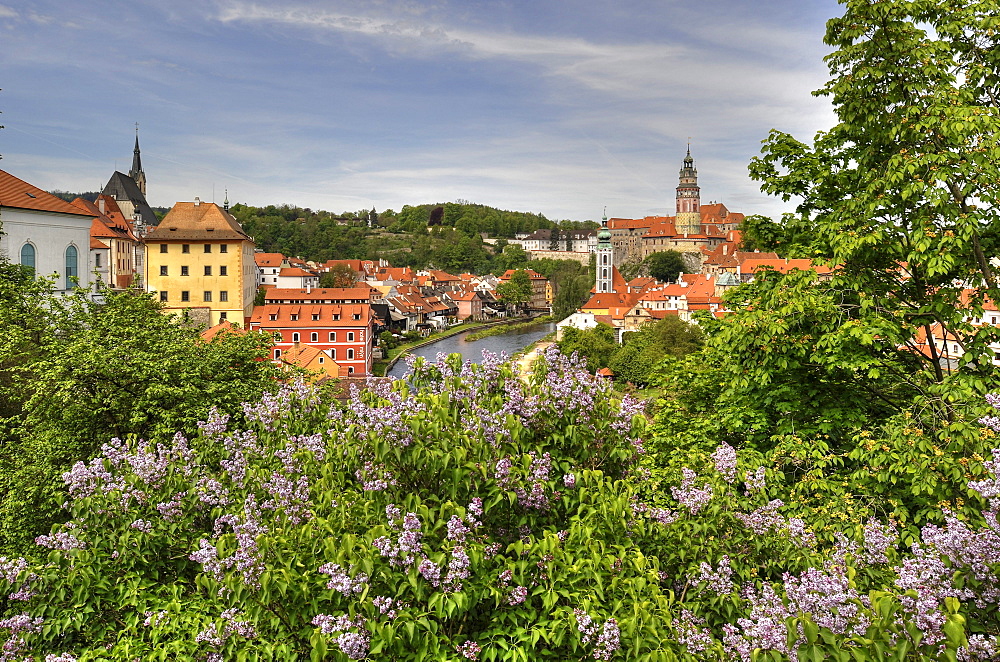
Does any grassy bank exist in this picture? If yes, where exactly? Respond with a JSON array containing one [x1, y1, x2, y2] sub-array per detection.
[[464, 315, 554, 342]]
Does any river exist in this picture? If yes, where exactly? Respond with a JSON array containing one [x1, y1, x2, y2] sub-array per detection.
[[387, 321, 557, 379]]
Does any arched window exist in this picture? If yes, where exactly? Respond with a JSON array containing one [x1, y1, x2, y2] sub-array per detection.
[[347, 348, 355, 360], [292, 332, 300, 342], [19, 244, 35, 275], [310, 332, 318, 342], [65, 245, 79, 288], [331, 348, 336, 359]]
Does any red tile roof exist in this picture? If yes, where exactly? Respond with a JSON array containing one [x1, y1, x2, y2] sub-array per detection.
[[0, 170, 95, 217]]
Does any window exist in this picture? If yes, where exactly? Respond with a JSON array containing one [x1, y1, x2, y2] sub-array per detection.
[[310, 332, 318, 342], [348, 366, 354, 374], [19, 244, 35, 274], [219, 291, 228, 302], [332, 314, 340, 321], [95, 253, 102, 268], [204, 244, 212, 253], [182, 244, 190, 253], [331, 348, 336, 359], [269, 314, 277, 321], [159, 291, 168, 302], [274, 349, 282, 359], [220, 266, 228, 276], [65, 245, 79, 289], [160, 266, 168, 276], [993, 317, 997, 325], [181, 266, 190, 276], [181, 291, 190, 302], [220, 244, 228, 253], [160, 244, 168, 253], [219, 312, 227, 320], [347, 348, 355, 360], [292, 332, 300, 342], [329, 332, 336, 342], [204, 291, 212, 302], [348, 332, 355, 342], [353, 313, 360, 320], [290, 314, 299, 321], [204, 266, 212, 276], [319, 357, 325, 364], [312, 314, 319, 321]]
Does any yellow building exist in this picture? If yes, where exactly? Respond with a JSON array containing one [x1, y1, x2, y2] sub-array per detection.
[[144, 199, 256, 326]]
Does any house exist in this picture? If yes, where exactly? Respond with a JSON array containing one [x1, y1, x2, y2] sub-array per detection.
[[276, 267, 319, 290], [276, 343, 342, 381], [72, 195, 139, 290], [143, 198, 257, 326], [498, 269, 549, 311], [255, 253, 288, 288], [450, 290, 484, 321], [264, 287, 381, 305], [250, 303, 376, 376], [0, 169, 94, 292]]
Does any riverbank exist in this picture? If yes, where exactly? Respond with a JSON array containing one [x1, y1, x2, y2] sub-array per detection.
[[373, 315, 543, 376], [464, 315, 553, 342]]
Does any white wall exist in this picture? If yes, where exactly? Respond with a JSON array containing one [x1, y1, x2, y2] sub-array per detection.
[[0, 207, 92, 291]]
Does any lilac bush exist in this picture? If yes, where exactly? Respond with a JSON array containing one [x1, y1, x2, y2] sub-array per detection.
[[3, 351, 1000, 660]]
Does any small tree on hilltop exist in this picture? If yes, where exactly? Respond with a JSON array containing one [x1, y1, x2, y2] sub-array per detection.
[[644, 250, 686, 283]]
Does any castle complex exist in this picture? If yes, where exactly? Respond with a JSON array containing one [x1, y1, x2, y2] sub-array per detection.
[[608, 149, 743, 268]]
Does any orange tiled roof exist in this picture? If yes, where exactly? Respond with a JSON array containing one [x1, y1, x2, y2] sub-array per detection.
[[146, 201, 251, 241], [251, 304, 374, 327], [255, 253, 287, 267], [0, 170, 94, 217]]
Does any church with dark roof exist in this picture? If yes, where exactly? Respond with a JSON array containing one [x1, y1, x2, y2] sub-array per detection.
[[102, 131, 158, 232]]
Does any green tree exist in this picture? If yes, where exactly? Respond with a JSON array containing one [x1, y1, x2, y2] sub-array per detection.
[[496, 269, 533, 314], [319, 263, 358, 288], [0, 282, 282, 557], [643, 250, 686, 283], [556, 323, 618, 372]]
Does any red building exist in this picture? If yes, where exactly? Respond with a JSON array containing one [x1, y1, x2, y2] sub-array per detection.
[[249, 303, 376, 376]]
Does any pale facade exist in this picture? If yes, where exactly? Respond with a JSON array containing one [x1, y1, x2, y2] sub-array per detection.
[[144, 199, 256, 326]]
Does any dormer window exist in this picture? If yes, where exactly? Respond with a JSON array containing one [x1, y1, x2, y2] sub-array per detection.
[[312, 314, 320, 321], [269, 314, 277, 321], [290, 314, 299, 321], [332, 314, 340, 321], [353, 314, 361, 320]]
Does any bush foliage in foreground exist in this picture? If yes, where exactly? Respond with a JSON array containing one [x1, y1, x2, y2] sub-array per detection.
[[1, 349, 999, 661]]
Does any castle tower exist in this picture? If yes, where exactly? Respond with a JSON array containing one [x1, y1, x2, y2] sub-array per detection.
[[596, 210, 614, 293], [675, 145, 701, 234], [130, 126, 147, 197]]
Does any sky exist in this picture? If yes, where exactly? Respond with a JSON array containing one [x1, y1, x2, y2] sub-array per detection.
[[0, 0, 843, 222]]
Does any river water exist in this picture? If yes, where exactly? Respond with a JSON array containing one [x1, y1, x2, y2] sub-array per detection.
[[387, 321, 557, 379]]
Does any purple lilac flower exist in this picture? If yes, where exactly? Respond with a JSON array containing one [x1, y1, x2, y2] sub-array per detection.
[[355, 461, 396, 491], [574, 610, 622, 660], [155, 491, 187, 522], [197, 408, 230, 437], [456, 641, 482, 660], [744, 467, 766, 493], [319, 563, 369, 596], [675, 609, 714, 654], [372, 596, 399, 619], [143, 611, 167, 627], [862, 519, 898, 565], [0, 557, 37, 601], [671, 468, 713, 514], [444, 547, 471, 591], [447, 515, 470, 542], [711, 444, 738, 483], [35, 529, 85, 551], [418, 559, 442, 587], [958, 634, 1000, 661], [43, 655, 78, 662], [262, 471, 312, 524], [695, 556, 734, 595], [507, 585, 529, 606], [563, 473, 577, 488], [735, 499, 785, 535], [130, 519, 153, 533]]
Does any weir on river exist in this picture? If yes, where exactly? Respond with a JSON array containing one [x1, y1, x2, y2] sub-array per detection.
[[386, 321, 557, 379]]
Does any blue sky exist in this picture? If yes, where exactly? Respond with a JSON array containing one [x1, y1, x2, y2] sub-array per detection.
[[0, 0, 842, 222]]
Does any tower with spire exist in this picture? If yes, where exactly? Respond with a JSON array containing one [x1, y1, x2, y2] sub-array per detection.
[[596, 208, 614, 293], [675, 145, 701, 235], [129, 124, 146, 197]]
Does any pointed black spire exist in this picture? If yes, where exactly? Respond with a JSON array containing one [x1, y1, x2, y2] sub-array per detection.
[[129, 123, 147, 197]]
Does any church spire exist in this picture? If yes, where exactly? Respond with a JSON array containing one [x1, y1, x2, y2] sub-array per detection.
[[129, 123, 147, 197]]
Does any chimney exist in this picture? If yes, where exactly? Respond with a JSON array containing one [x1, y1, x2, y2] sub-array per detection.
[[306, 284, 312, 294], [194, 197, 201, 206], [98, 198, 105, 214]]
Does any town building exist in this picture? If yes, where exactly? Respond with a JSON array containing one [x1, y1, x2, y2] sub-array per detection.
[[0, 169, 94, 292], [498, 269, 549, 311], [72, 195, 139, 290], [249, 303, 377, 376], [143, 199, 256, 326]]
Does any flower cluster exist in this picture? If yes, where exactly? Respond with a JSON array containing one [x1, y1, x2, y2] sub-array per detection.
[[319, 563, 368, 596], [311, 614, 369, 660], [695, 556, 734, 595], [711, 444, 738, 483], [355, 461, 396, 492], [574, 609, 621, 660], [373, 507, 423, 568], [671, 468, 713, 514], [456, 641, 482, 660]]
